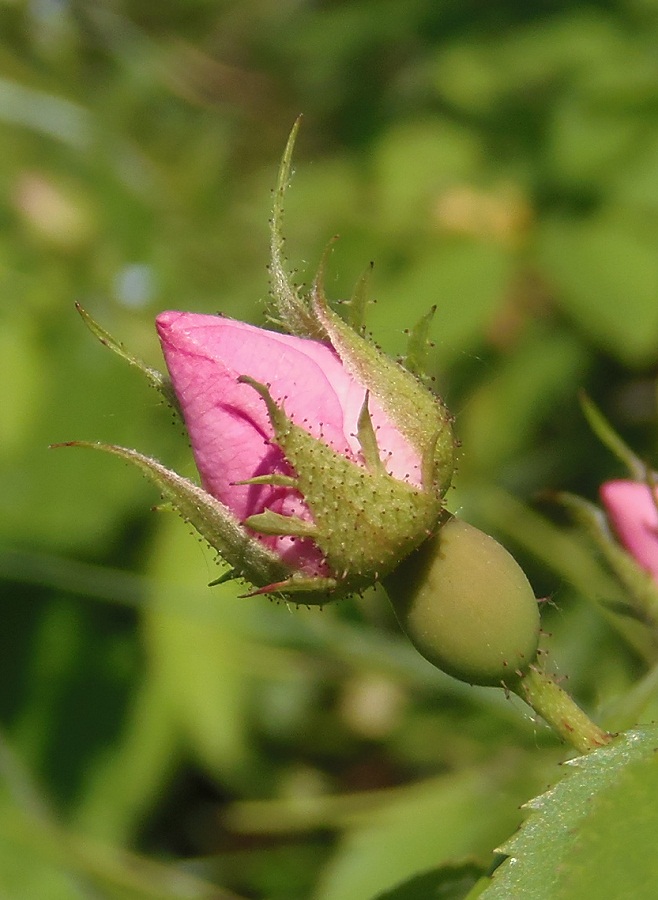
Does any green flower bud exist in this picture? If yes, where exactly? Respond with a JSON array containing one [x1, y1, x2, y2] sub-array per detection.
[[385, 517, 541, 686]]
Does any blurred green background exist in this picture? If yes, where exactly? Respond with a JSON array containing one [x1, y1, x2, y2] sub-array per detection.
[[2, 1, 658, 898]]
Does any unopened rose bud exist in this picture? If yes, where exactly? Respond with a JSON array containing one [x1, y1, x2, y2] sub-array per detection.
[[156, 310, 453, 600], [385, 517, 541, 686], [600, 480, 658, 586], [60, 121, 456, 604]]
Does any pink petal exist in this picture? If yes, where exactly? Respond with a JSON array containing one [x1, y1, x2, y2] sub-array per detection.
[[157, 313, 335, 573], [157, 312, 351, 495], [600, 480, 658, 584]]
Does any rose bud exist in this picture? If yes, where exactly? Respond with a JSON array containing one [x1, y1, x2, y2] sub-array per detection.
[[385, 516, 541, 686], [59, 120, 455, 604], [153, 308, 454, 601], [600, 480, 658, 586], [555, 396, 658, 629]]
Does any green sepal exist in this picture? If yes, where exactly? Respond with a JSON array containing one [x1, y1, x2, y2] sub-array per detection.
[[356, 392, 386, 475], [580, 391, 648, 480], [345, 261, 373, 333], [244, 510, 318, 538], [55, 440, 345, 605], [311, 290, 454, 497], [240, 379, 443, 593], [54, 441, 293, 590], [265, 121, 454, 498], [237, 375, 288, 431], [403, 305, 437, 385], [235, 474, 298, 488], [242, 574, 338, 598], [75, 303, 181, 416], [208, 568, 240, 587], [267, 116, 326, 341], [152, 501, 176, 513]]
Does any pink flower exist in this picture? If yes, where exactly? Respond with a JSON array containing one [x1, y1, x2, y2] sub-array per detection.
[[600, 480, 658, 584], [156, 311, 424, 580]]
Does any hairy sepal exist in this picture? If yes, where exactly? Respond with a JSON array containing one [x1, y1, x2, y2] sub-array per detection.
[[56, 441, 341, 603], [311, 291, 454, 497], [241, 379, 443, 595], [266, 123, 454, 499], [268, 116, 327, 341], [75, 303, 181, 415]]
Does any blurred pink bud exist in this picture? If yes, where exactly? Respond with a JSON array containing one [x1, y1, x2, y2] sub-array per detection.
[[156, 311, 424, 579], [600, 480, 658, 584]]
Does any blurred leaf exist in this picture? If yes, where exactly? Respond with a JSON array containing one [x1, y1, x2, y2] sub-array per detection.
[[469, 486, 655, 663], [0, 730, 239, 899], [314, 757, 546, 900], [0, 803, 237, 900], [457, 325, 589, 478], [433, 10, 621, 116], [601, 661, 658, 732], [3, 306, 169, 551], [610, 134, 658, 212], [539, 211, 658, 366], [372, 861, 484, 900], [143, 513, 259, 781], [548, 95, 643, 188], [0, 76, 91, 149], [71, 672, 179, 844], [264, 153, 362, 254], [373, 119, 483, 233], [0, 308, 46, 461], [371, 238, 511, 363]]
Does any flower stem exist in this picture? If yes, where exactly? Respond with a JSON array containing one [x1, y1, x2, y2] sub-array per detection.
[[511, 665, 612, 754]]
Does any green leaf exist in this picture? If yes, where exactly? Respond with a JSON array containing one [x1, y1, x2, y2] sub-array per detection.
[[480, 726, 658, 900]]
